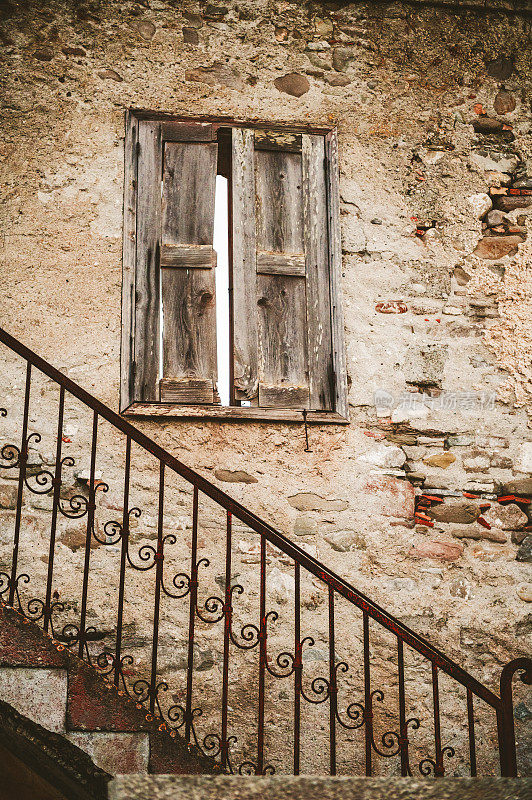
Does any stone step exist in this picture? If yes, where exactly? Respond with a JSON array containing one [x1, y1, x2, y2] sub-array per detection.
[[0, 667, 150, 773], [0, 603, 218, 776], [67, 731, 150, 774], [0, 697, 112, 800], [0, 666, 67, 732], [109, 776, 532, 800], [0, 604, 68, 669]]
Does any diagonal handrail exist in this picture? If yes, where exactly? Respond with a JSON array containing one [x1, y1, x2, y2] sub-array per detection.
[[0, 326, 501, 707], [1, 325, 530, 778]]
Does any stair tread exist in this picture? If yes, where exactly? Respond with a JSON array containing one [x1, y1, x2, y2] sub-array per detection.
[[0, 604, 68, 668]]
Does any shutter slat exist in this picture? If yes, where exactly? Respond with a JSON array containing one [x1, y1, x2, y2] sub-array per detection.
[[161, 140, 218, 402], [231, 128, 259, 403], [259, 384, 309, 409], [120, 111, 139, 410], [255, 149, 304, 255], [256, 273, 310, 408], [254, 130, 302, 153], [134, 120, 162, 402], [254, 142, 310, 408], [161, 121, 214, 142], [162, 142, 218, 247], [256, 251, 306, 276], [160, 378, 214, 404], [161, 243, 217, 269], [302, 134, 334, 410], [161, 269, 217, 386]]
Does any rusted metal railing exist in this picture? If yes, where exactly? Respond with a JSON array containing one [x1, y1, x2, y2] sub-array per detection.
[[0, 326, 530, 776]]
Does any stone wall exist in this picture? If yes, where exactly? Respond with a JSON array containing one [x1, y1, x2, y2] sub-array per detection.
[[0, 0, 531, 776]]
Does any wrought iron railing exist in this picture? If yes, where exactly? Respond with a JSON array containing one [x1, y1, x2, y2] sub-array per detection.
[[0, 326, 529, 777]]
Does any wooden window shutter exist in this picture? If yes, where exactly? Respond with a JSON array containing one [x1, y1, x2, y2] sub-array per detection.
[[127, 119, 219, 405], [130, 119, 162, 405], [159, 122, 219, 403], [231, 128, 335, 410]]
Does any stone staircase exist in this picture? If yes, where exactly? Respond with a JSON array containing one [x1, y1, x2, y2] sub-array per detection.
[[0, 603, 216, 777], [0, 326, 530, 788], [0, 697, 110, 800]]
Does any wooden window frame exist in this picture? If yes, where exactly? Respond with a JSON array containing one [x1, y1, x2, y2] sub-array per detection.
[[120, 110, 348, 425]]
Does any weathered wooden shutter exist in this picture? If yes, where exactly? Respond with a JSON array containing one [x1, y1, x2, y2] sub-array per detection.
[[232, 129, 334, 410], [130, 119, 162, 405], [125, 119, 219, 405], [160, 122, 218, 403]]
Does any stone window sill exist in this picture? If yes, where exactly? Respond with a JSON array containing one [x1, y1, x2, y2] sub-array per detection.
[[122, 403, 349, 425]]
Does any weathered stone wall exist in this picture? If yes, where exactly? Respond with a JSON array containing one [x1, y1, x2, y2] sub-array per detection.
[[0, 0, 531, 776]]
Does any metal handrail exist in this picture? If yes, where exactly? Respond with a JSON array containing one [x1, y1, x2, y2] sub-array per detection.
[[0, 325, 529, 777]]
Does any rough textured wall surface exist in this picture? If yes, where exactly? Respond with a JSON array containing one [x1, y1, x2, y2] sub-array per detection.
[[0, 0, 531, 777]]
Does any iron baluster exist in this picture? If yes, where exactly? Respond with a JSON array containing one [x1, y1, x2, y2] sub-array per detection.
[[149, 462, 165, 715], [293, 562, 301, 775], [466, 687, 477, 777], [328, 586, 337, 775], [257, 533, 266, 774], [397, 638, 409, 776], [432, 664, 444, 776], [419, 665, 455, 776], [185, 486, 199, 742], [363, 611, 372, 776], [9, 362, 31, 607], [78, 411, 98, 658], [220, 511, 232, 770], [43, 386, 65, 633], [114, 435, 131, 686]]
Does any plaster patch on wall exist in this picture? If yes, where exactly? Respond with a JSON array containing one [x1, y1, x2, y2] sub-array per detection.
[[469, 235, 532, 410]]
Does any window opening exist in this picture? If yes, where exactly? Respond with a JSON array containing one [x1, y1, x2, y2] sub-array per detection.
[[120, 115, 348, 421]]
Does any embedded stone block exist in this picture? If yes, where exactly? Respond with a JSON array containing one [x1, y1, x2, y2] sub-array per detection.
[[404, 343, 448, 388], [67, 731, 149, 773], [473, 235, 525, 260], [484, 503, 528, 531], [362, 475, 415, 519], [409, 541, 464, 561], [288, 493, 348, 512], [273, 73, 310, 97], [428, 501, 480, 524], [0, 482, 17, 509], [214, 469, 257, 484], [0, 667, 67, 732]]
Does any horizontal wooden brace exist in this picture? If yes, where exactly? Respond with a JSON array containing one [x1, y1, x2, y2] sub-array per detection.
[[160, 378, 215, 404], [129, 110, 335, 135], [256, 251, 306, 277], [254, 130, 302, 153], [160, 244, 217, 269], [259, 383, 310, 409], [161, 121, 215, 142]]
